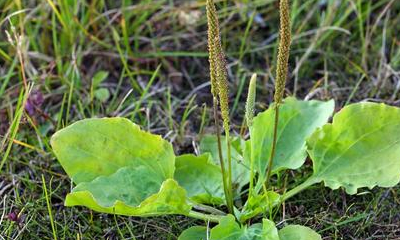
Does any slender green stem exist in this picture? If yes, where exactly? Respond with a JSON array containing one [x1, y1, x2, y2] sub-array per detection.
[[224, 131, 234, 214], [213, 97, 233, 214], [248, 127, 255, 199], [265, 105, 280, 189], [187, 210, 224, 223], [42, 175, 58, 240], [281, 176, 319, 202]]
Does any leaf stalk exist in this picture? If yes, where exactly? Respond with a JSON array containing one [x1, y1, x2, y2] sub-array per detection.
[[187, 210, 224, 223], [281, 176, 319, 202]]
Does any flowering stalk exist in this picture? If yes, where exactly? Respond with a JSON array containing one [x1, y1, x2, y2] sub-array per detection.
[[246, 74, 257, 198], [265, 0, 292, 187], [245, 74, 257, 128], [206, 0, 234, 214]]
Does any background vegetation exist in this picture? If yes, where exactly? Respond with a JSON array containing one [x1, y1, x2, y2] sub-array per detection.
[[1, 0, 400, 239]]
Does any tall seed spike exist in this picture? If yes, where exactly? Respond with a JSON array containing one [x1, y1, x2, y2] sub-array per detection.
[[206, 0, 234, 215], [274, 0, 291, 105], [245, 73, 257, 127], [205, 1, 230, 128], [216, 53, 230, 133], [265, 0, 292, 190], [206, 0, 219, 97], [205, 0, 230, 133]]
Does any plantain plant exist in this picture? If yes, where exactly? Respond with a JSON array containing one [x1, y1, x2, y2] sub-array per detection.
[[50, 0, 400, 239]]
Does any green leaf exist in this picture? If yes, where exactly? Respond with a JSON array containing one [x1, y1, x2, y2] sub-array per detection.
[[249, 97, 334, 178], [210, 215, 279, 240], [239, 191, 281, 222], [174, 154, 225, 204], [279, 225, 321, 240], [199, 135, 249, 192], [51, 117, 174, 184], [51, 118, 191, 216], [307, 102, 400, 194], [262, 219, 280, 240], [66, 177, 190, 216], [178, 226, 208, 240], [94, 88, 110, 102], [92, 71, 109, 89]]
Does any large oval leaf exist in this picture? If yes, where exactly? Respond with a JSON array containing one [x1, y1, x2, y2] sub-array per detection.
[[307, 102, 400, 194], [51, 118, 191, 216], [51, 117, 175, 184], [249, 97, 334, 178], [279, 225, 321, 240], [210, 215, 279, 240], [174, 154, 225, 204]]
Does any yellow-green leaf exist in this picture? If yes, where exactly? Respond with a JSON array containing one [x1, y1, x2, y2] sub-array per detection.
[[51, 117, 174, 184], [307, 102, 400, 194], [51, 118, 191, 216]]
